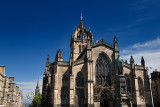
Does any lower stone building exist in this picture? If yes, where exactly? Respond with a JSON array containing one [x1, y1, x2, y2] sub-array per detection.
[[0, 65, 24, 107], [42, 13, 153, 107], [151, 70, 160, 107]]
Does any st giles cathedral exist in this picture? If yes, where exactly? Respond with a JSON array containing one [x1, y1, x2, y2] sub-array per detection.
[[42, 13, 153, 107]]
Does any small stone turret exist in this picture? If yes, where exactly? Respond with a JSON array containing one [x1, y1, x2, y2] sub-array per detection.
[[114, 36, 119, 52], [113, 36, 119, 60], [45, 55, 50, 74], [130, 56, 134, 68], [141, 56, 145, 68], [55, 49, 63, 62], [46, 55, 49, 67], [130, 56, 134, 64]]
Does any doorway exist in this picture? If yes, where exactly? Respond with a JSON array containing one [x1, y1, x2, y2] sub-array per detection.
[[100, 93, 110, 107]]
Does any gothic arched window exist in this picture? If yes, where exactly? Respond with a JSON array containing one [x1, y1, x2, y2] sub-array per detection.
[[61, 86, 68, 100], [61, 75, 69, 102], [96, 64, 99, 74], [76, 72, 84, 87], [76, 72, 84, 98], [138, 77, 144, 96], [96, 53, 111, 86], [124, 74, 131, 93], [62, 75, 68, 82]]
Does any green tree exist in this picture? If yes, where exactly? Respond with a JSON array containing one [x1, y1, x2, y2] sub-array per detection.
[[32, 94, 42, 107]]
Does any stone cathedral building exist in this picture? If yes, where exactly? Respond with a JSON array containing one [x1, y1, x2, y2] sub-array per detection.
[[42, 13, 153, 107]]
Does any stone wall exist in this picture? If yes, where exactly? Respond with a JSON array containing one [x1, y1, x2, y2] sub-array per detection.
[[0, 66, 24, 107]]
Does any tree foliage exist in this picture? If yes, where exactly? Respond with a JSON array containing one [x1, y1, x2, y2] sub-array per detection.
[[32, 94, 42, 107]]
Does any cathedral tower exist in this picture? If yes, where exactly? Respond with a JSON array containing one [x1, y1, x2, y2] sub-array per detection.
[[70, 12, 93, 61]]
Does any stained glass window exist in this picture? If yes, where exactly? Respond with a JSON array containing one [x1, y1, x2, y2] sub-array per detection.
[[96, 53, 111, 85]]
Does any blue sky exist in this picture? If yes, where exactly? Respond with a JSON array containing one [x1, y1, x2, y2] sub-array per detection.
[[0, 0, 160, 104]]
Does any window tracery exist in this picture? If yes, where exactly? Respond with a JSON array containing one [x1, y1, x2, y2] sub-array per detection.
[[96, 53, 111, 86], [76, 72, 84, 98], [61, 75, 68, 100], [124, 74, 131, 93], [138, 77, 144, 96], [61, 86, 68, 100]]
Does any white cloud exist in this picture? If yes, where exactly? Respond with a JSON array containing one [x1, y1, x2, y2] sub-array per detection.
[[16, 78, 43, 105], [132, 37, 160, 49], [121, 37, 160, 76], [121, 37, 160, 54]]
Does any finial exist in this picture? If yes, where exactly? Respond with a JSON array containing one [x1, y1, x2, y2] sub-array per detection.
[[141, 56, 145, 67], [89, 27, 91, 32], [101, 38, 104, 42], [114, 36, 117, 42], [130, 56, 134, 63], [81, 10, 83, 21], [46, 55, 49, 64], [55, 49, 63, 62]]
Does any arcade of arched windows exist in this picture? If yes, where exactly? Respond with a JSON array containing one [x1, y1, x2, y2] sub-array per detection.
[[96, 53, 111, 86]]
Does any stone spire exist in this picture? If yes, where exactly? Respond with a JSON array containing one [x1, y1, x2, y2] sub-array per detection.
[[141, 56, 145, 68], [130, 56, 135, 69], [35, 79, 40, 96], [80, 11, 84, 29], [46, 55, 49, 67], [130, 56, 134, 64], [37, 79, 39, 88], [80, 11, 83, 21], [114, 36, 119, 52], [55, 49, 63, 62]]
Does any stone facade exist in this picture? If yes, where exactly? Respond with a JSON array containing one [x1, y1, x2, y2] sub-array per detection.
[[151, 70, 160, 107], [0, 65, 24, 107], [42, 13, 153, 107]]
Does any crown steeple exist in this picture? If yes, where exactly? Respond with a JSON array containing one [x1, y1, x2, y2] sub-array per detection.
[[70, 12, 93, 61]]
